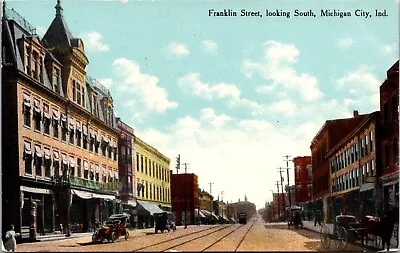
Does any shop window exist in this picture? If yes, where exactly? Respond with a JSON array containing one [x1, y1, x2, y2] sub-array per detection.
[[52, 110, 59, 139], [43, 104, 50, 135], [23, 141, 33, 174], [53, 151, 60, 177], [33, 99, 41, 131], [44, 148, 51, 177], [34, 145, 42, 176]]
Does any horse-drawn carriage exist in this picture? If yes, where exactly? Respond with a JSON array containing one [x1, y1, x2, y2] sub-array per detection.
[[320, 208, 399, 251], [287, 206, 303, 229]]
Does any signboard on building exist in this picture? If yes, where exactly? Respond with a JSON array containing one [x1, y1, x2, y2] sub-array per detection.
[[101, 182, 122, 191]]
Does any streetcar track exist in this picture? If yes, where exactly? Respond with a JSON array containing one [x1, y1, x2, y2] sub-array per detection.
[[234, 217, 257, 252], [159, 225, 242, 252], [131, 225, 231, 252], [200, 221, 254, 252]]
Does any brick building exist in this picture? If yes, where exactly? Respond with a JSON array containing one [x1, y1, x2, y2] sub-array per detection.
[[170, 173, 199, 225], [117, 118, 135, 207], [2, 2, 119, 240], [328, 111, 380, 220], [293, 156, 312, 205], [310, 113, 367, 220], [378, 60, 399, 212]]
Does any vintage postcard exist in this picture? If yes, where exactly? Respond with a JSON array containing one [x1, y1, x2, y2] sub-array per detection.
[[1, 0, 399, 251]]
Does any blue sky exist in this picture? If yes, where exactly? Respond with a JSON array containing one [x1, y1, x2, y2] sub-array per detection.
[[7, 0, 398, 209]]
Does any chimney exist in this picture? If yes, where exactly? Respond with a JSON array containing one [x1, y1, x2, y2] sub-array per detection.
[[353, 110, 359, 118]]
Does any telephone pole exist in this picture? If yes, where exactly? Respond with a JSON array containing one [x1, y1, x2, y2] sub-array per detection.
[[275, 181, 281, 220], [182, 162, 190, 229], [208, 182, 214, 195], [277, 167, 285, 219], [209, 182, 214, 216], [283, 155, 292, 211]]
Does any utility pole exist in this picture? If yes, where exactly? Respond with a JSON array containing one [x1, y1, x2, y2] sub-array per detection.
[[209, 182, 214, 217], [277, 167, 285, 219], [270, 190, 274, 221], [208, 182, 214, 195], [182, 162, 190, 229], [275, 181, 281, 220], [283, 155, 292, 212]]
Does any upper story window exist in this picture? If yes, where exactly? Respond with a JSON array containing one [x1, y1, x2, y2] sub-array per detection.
[[82, 125, 88, 150], [25, 46, 31, 74], [38, 56, 43, 83], [76, 122, 82, 147], [43, 104, 51, 135], [69, 118, 75, 144], [77, 83, 82, 106], [52, 110, 59, 139], [392, 95, 398, 122], [72, 81, 76, 101], [44, 148, 51, 178], [23, 93, 32, 128], [33, 99, 41, 132], [53, 151, 60, 177], [61, 113, 67, 142], [82, 87, 85, 108], [32, 51, 38, 80], [23, 141, 33, 175], [34, 144, 43, 177], [53, 68, 61, 93], [92, 94, 98, 116]]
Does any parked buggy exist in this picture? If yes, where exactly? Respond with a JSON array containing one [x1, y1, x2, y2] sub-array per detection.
[[92, 213, 130, 243], [287, 206, 303, 229], [154, 211, 176, 234]]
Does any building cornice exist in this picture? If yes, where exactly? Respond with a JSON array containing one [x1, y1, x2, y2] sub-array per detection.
[[135, 136, 170, 164]]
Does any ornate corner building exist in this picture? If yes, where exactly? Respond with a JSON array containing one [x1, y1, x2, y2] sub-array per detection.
[[2, 1, 122, 240]]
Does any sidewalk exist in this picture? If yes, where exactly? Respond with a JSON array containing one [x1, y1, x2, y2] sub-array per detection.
[[301, 220, 398, 249]]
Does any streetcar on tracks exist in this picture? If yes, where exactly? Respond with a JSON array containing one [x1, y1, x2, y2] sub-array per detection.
[[238, 213, 247, 224]]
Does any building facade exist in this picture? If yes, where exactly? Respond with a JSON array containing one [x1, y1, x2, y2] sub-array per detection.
[[170, 173, 199, 225], [378, 60, 399, 212], [310, 113, 366, 221], [293, 156, 312, 204], [2, 2, 119, 240], [328, 112, 380, 220], [134, 136, 171, 227], [117, 118, 135, 208]]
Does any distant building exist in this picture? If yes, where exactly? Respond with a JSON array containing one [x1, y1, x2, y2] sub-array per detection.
[[116, 118, 136, 210], [170, 173, 198, 225], [378, 60, 399, 212], [134, 136, 171, 228], [293, 156, 312, 205]]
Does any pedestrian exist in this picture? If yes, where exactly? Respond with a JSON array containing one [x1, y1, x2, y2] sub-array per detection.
[[4, 224, 20, 252]]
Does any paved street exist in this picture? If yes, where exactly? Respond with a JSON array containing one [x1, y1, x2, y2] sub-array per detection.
[[15, 216, 376, 252]]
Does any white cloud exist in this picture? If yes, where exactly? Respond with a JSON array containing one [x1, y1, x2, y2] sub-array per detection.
[[178, 73, 241, 100], [380, 43, 397, 55], [201, 40, 218, 54], [242, 40, 323, 102], [136, 108, 315, 209], [338, 38, 353, 49], [97, 78, 113, 89], [167, 42, 189, 57], [112, 58, 178, 113], [337, 65, 381, 93], [81, 32, 110, 52]]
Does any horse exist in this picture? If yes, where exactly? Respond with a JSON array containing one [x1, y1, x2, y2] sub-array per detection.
[[357, 207, 399, 251]]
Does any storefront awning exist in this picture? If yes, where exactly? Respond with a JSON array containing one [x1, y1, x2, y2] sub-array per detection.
[[200, 210, 211, 217], [194, 209, 205, 218], [21, 185, 52, 195], [137, 200, 164, 215], [360, 183, 375, 192], [211, 213, 219, 219], [72, 189, 116, 200]]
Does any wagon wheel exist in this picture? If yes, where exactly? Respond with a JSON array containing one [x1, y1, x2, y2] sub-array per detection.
[[320, 223, 331, 249], [125, 231, 129, 241], [111, 232, 118, 243], [336, 226, 347, 251]]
